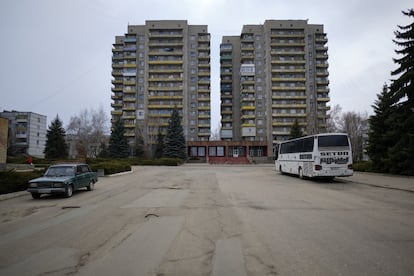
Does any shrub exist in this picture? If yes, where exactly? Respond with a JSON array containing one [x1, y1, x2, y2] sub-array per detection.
[[352, 161, 373, 172], [89, 161, 131, 175], [0, 170, 45, 195]]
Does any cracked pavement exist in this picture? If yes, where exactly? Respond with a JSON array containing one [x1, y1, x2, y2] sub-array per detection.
[[0, 164, 414, 275]]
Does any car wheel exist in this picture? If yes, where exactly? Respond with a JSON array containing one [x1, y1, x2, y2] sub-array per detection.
[[31, 193, 41, 199], [65, 185, 73, 198], [87, 180, 94, 191]]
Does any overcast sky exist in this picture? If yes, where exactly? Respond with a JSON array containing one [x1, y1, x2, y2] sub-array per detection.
[[0, 0, 412, 130]]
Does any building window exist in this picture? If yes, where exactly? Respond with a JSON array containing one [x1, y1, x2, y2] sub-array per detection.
[[209, 146, 216, 156], [198, 147, 205, 156]]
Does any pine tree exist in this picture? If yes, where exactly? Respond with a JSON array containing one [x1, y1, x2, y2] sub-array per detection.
[[154, 132, 165, 159], [367, 84, 395, 172], [44, 115, 68, 159], [289, 119, 303, 139], [388, 9, 414, 174], [164, 109, 186, 160], [108, 120, 129, 158]]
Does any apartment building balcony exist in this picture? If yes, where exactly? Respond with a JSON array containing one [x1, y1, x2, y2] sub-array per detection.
[[272, 50, 305, 56], [272, 86, 306, 91], [198, 106, 210, 111], [272, 68, 306, 73], [124, 53, 136, 59], [123, 46, 137, 51], [316, 63, 329, 68], [241, 105, 255, 111], [198, 113, 211, 119], [148, 60, 183, 65], [123, 63, 136, 68], [112, 70, 123, 76], [111, 110, 122, 116], [316, 54, 329, 59], [317, 106, 330, 111], [221, 110, 233, 115], [198, 132, 211, 137], [316, 70, 329, 76], [272, 113, 306, 118], [148, 86, 183, 91], [149, 32, 182, 38], [272, 104, 307, 108], [272, 131, 290, 136], [317, 88, 330, 93], [148, 95, 183, 100], [220, 55, 232, 61], [198, 97, 210, 102], [122, 114, 136, 120], [148, 77, 183, 82], [271, 42, 305, 47], [147, 104, 184, 109], [123, 89, 136, 94], [124, 124, 136, 128], [148, 51, 183, 56], [111, 102, 122, 108], [241, 114, 256, 120], [112, 63, 123, 69], [149, 68, 183, 73], [317, 97, 330, 102], [198, 71, 210, 76], [148, 41, 183, 47], [111, 87, 122, 92], [241, 97, 255, 102], [198, 62, 210, 68], [112, 79, 123, 85], [272, 95, 307, 100], [124, 132, 135, 137], [122, 106, 136, 111], [271, 59, 306, 65], [316, 80, 329, 86], [111, 94, 122, 100], [270, 33, 304, 38], [123, 97, 136, 102], [221, 101, 232, 107], [123, 72, 136, 77], [198, 45, 210, 51], [123, 81, 136, 86], [271, 77, 306, 82]]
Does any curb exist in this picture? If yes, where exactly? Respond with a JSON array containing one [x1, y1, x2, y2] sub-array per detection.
[[0, 191, 28, 201]]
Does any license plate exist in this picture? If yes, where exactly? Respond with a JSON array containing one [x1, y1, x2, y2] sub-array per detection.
[[331, 167, 339, 170], [42, 189, 52, 193]]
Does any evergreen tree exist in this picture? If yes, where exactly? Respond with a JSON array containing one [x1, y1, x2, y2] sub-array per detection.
[[154, 132, 165, 159], [164, 109, 186, 159], [108, 119, 129, 158], [98, 142, 109, 158], [289, 119, 303, 139], [388, 9, 414, 174], [367, 84, 396, 172], [44, 115, 68, 159]]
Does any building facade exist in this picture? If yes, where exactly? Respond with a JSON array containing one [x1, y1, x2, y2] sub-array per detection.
[[0, 111, 47, 158], [0, 117, 8, 163], [220, 20, 329, 156], [111, 21, 211, 155]]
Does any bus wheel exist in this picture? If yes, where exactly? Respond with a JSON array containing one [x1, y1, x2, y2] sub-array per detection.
[[299, 167, 304, 179], [279, 165, 284, 175]]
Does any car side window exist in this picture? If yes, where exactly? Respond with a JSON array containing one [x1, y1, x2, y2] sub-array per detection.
[[77, 166, 82, 174]]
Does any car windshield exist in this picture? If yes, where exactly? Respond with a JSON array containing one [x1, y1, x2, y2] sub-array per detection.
[[45, 166, 75, 177]]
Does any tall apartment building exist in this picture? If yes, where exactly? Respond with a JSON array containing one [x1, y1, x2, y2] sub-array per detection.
[[111, 21, 211, 154], [0, 110, 47, 158], [220, 20, 329, 155]]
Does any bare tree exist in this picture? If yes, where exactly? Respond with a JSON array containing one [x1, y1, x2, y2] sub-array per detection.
[[67, 106, 109, 158], [338, 111, 368, 162], [210, 123, 221, 141], [326, 104, 342, 132]]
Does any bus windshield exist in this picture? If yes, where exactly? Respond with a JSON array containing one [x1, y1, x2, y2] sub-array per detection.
[[318, 135, 349, 149]]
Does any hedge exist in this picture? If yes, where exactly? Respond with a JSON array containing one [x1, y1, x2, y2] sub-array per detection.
[[0, 170, 45, 195]]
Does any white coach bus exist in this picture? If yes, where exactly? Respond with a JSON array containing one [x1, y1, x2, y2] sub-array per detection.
[[274, 133, 353, 179]]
